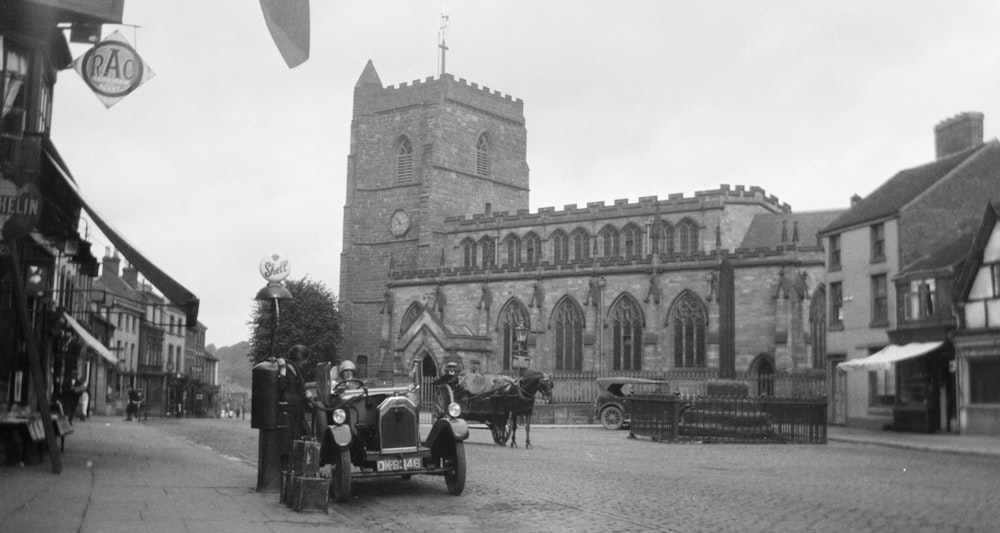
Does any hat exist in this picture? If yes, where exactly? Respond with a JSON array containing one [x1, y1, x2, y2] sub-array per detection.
[[339, 360, 356, 374]]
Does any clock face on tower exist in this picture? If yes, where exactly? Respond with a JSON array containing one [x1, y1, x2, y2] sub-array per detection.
[[389, 209, 411, 237]]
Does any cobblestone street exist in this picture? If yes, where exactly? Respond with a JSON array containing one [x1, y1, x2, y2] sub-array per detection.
[[154, 417, 1000, 532]]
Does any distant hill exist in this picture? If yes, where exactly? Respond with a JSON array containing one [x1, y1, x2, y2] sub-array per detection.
[[210, 341, 252, 389]]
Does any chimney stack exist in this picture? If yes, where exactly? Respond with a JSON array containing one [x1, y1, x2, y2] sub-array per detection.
[[122, 264, 139, 288], [935, 112, 984, 159], [101, 248, 121, 277]]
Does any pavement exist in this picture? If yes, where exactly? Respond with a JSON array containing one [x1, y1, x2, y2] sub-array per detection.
[[0, 416, 997, 532]]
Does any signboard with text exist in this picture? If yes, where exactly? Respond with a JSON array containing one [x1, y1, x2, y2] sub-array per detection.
[[72, 30, 155, 108]]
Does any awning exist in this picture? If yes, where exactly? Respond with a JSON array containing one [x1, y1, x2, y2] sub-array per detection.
[[43, 141, 200, 326], [837, 342, 944, 371], [62, 312, 115, 365]]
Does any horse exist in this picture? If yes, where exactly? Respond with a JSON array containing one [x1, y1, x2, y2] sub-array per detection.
[[497, 371, 554, 449]]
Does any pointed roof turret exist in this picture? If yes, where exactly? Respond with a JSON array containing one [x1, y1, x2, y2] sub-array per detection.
[[355, 59, 383, 88]]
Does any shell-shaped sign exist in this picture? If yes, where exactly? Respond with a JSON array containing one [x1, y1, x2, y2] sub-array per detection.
[[259, 253, 290, 283]]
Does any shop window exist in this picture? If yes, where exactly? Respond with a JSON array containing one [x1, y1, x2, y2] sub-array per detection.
[[969, 359, 1000, 404], [868, 367, 895, 407]]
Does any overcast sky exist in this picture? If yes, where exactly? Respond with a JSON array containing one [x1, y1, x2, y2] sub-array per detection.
[[51, 1, 1000, 348]]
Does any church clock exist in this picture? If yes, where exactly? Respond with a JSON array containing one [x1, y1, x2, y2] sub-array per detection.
[[390, 209, 411, 237]]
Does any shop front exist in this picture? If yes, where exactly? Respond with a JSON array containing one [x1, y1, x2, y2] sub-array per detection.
[[839, 341, 954, 433]]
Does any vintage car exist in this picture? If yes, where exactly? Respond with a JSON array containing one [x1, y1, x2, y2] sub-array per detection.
[[313, 363, 468, 503], [593, 377, 671, 430]]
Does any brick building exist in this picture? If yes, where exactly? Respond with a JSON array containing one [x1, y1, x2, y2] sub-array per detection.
[[339, 62, 841, 395]]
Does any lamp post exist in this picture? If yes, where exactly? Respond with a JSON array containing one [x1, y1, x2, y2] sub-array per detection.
[[252, 253, 292, 493], [513, 319, 530, 375]]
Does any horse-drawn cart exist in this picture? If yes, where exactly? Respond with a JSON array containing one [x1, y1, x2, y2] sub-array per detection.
[[442, 371, 553, 449]]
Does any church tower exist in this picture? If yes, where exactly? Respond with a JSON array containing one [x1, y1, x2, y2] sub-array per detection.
[[339, 60, 528, 369]]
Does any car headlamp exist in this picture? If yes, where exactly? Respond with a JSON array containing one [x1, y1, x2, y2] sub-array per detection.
[[332, 408, 347, 425], [447, 402, 461, 418]]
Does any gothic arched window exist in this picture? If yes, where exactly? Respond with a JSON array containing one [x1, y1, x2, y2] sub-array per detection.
[[399, 302, 423, 337], [396, 136, 413, 183], [552, 297, 584, 371], [810, 287, 827, 370], [670, 291, 707, 367], [677, 218, 699, 256], [652, 221, 674, 257], [498, 300, 529, 371], [571, 228, 591, 262], [622, 223, 642, 259], [600, 225, 620, 259], [524, 232, 541, 266], [504, 234, 521, 267], [552, 230, 569, 264], [476, 133, 490, 176], [461, 238, 477, 269], [480, 236, 496, 268], [611, 295, 644, 371]]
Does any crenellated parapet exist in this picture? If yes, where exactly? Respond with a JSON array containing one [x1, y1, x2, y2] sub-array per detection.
[[443, 184, 790, 229], [363, 73, 524, 123], [389, 243, 825, 281]]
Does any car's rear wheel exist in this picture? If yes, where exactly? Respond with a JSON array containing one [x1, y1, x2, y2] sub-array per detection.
[[444, 441, 466, 495], [330, 448, 352, 502], [600, 406, 624, 430]]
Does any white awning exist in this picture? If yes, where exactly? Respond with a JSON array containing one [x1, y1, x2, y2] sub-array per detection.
[[63, 312, 116, 365], [837, 342, 943, 371]]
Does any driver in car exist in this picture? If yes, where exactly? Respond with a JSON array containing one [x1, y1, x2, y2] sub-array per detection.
[[333, 360, 360, 391]]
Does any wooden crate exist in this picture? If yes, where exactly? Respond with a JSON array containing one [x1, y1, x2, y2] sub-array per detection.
[[288, 475, 329, 513]]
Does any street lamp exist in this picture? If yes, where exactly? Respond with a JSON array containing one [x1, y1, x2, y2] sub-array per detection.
[[513, 319, 530, 374]]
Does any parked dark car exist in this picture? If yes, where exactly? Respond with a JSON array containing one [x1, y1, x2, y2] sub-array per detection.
[[594, 377, 671, 430], [314, 364, 468, 502]]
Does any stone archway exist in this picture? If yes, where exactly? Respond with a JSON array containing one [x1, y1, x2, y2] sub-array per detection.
[[418, 352, 439, 408]]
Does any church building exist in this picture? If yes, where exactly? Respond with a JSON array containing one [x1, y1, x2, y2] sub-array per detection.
[[338, 61, 841, 394]]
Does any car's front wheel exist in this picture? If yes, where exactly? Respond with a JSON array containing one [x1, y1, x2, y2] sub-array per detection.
[[330, 449, 352, 503], [444, 441, 466, 495], [600, 405, 624, 430]]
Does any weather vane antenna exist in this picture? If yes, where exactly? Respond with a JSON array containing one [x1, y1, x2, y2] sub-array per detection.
[[438, 7, 450, 76]]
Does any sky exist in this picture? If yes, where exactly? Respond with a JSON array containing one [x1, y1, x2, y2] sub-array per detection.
[[50, 1, 1000, 348]]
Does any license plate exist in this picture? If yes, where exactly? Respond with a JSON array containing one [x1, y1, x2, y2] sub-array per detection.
[[377, 457, 423, 472]]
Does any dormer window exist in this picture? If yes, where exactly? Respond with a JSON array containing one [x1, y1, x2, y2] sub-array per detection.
[[476, 133, 489, 176]]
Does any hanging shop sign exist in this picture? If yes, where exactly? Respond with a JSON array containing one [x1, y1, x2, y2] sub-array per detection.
[[259, 253, 291, 283], [0, 177, 42, 241], [72, 30, 155, 108]]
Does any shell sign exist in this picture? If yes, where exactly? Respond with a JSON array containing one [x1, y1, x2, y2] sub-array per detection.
[[259, 253, 291, 283], [0, 178, 41, 241], [72, 30, 155, 108]]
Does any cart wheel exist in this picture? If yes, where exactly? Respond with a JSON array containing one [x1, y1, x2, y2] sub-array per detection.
[[600, 406, 624, 430], [490, 417, 512, 445], [330, 449, 352, 503], [444, 441, 466, 495]]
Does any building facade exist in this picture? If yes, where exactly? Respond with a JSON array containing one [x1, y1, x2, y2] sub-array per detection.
[[952, 203, 1000, 435], [822, 113, 1000, 431], [338, 62, 838, 407]]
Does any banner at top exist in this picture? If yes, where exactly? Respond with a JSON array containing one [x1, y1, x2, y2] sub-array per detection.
[[72, 30, 155, 108]]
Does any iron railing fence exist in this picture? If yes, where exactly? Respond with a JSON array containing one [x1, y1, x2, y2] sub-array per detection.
[[522, 370, 827, 404], [629, 394, 827, 444]]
